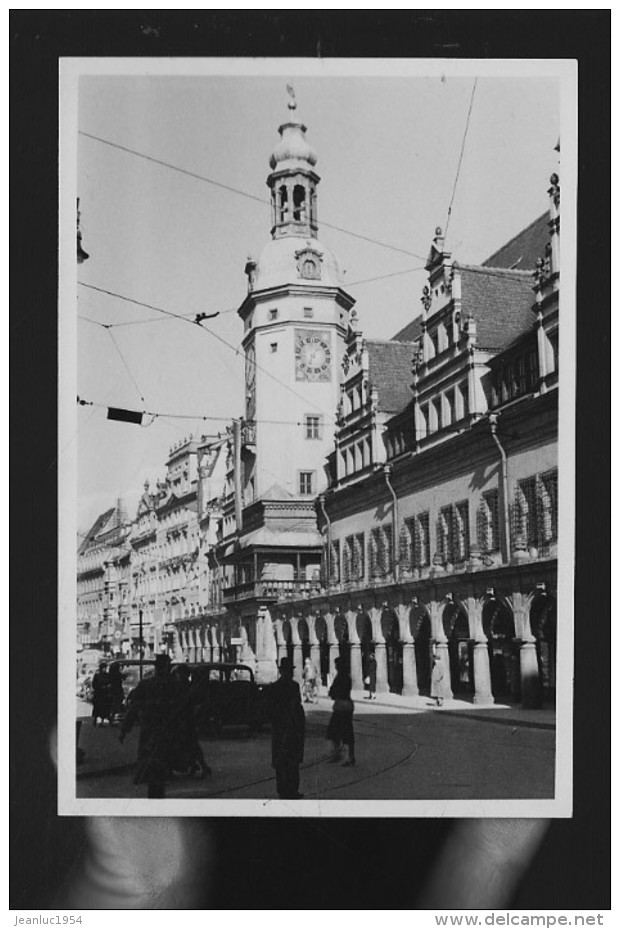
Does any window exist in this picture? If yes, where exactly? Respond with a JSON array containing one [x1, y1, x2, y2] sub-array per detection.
[[269, 308, 279, 321], [419, 403, 429, 439], [457, 380, 469, 419], [270, 342, 278, 353], [369, 524, 393, 578], [444, 389, 456, 428], [303, 306, 314, 319], [329, 540, 340, 584], [305, 414, 322, 439], [431, 397, 442, 432], [299, 471, 315, 495], [513, 470, 558, 550], [477, 489, 500, 553], [343, 533, 365, 582], [403, 512, 430, 570], [437, 502, 470, 564]]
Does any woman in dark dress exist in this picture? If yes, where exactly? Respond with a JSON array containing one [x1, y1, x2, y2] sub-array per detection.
[[326, 656, 355, 766]]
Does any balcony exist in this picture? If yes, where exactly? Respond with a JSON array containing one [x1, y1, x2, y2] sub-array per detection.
[[223, 576, 320, 604]]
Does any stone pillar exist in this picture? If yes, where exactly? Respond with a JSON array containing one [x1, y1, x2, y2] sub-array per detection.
[[211, 627, 221, 664], [398, 604, 419, 696], [374, 643, 389, 694], [349, 642, 364, 692], [472, 641, 494, 704], [256, 607, 278, 683], [431, 599, 453, 699], [290, 618, 303, 684], [520, 637, 542, 709], [402, 642, 419, 696]]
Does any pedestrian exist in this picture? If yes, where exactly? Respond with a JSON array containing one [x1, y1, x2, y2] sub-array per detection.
[[91, 661, 111, 727], [170, 664, 212, 779], [107, 663, 125, 723], [364, 651, 377, 700], [267, 657, 305, 799], [326, 656, 356, 766], [119, 653, 180, 798], [430, 653, 445, 707], [302, 656, 318, 703]]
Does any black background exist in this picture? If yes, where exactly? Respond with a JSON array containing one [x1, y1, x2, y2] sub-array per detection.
[[10, 10, 610, 910]]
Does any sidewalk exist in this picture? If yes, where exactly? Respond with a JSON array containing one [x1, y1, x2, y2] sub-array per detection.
[[340, 689, 556, 730]]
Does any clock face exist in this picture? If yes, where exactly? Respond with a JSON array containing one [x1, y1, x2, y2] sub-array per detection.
[[295, 329, 332, 382]]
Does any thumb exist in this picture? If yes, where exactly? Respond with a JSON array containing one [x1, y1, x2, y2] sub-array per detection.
[[65, 817, 216, 909]]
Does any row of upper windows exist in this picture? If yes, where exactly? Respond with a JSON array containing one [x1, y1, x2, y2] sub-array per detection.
[[418, 380, 469, 440], [339, 437, 372, 477], [490, 348, 541, 408], [325, 472, 557, 583], [245, 306, 315, 331]]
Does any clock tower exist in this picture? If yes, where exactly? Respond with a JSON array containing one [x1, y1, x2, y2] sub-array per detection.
[[238, 88, 355, 504]]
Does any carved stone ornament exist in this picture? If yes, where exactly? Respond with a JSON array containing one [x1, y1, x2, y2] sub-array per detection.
[[421, 285, 432, 311], [295, 246, 323, 280]]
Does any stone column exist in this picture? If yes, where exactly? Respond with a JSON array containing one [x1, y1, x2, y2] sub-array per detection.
[[370, 607, 389, 694], [519, 637, 542, 709], [290, 618, 303, 684], [398, 604, 419, 697], [402, 642, 419, 696], [256, 607, 278, 683], [346, 610, 364, 692], [431, 599, 453, 699], [211, 626, 221, 664], [472, 641, 494, 704]]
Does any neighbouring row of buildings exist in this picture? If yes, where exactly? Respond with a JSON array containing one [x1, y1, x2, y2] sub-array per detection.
[[77, 92, 560, 708]]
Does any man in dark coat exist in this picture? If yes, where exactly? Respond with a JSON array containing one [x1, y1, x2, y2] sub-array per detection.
[[91, 662, 111, 726], [267, 657, 305, 800], [119, 654, 179, 798]]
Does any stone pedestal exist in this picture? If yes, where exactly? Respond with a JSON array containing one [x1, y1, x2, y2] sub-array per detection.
[[402, 642, 419, 696], [349, 643, 364, 692], [256, 612, 278, 684], [472, 641, 494, 704], [520, 639, 542, 709], [374, 643, 390, 694]]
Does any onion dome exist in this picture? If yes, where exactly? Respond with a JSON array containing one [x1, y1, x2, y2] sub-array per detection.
[[269, 87, 317, 170]]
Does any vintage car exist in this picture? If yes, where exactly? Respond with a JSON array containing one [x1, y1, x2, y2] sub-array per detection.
[[185, 662, 267, 734]]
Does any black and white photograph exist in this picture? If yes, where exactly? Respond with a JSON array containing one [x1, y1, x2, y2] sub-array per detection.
[[58, 57, 575, 816], [11, 8, 611, 915]]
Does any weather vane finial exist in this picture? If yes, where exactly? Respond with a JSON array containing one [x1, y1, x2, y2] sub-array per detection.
[[286, 83, 297, 111]]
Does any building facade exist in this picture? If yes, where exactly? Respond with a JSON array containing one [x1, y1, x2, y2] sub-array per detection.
[[77, 93, 560, 709]]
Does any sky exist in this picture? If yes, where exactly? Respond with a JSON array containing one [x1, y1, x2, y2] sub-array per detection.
[[72, 63, 560, 535]]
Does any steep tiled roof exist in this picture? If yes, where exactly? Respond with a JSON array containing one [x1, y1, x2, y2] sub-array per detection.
[[366, 340, 414, 413], [78, 507, 116, 554], [391, 313, 423, 343], [482, 212, 549, 271], [459, 266, 535, 350]]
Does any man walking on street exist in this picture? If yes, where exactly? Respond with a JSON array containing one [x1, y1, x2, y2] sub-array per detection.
[[119, 653, 179, 798], [267, 657, 305, 800]]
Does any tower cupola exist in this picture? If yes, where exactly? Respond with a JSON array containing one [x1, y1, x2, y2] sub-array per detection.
[[267, 86, 320, 240]]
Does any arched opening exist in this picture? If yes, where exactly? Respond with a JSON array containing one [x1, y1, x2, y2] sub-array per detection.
[[293, 184, 306, 221], [443, 601, 473, 696], [411, 605, 432, 694], [529, 593, 557, 702], [281, 619, 294, 665], [482, 599, 519, 702], [314, 615, 330, 686], [278, 185, 288, 222], [334, 613, 350, 669], [298, 618, 311, 662], [381, 610, 403, 694], [357, 612, 373, 678]]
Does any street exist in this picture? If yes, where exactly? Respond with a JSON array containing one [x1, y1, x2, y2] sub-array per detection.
[[76, 697, 555, 801]]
